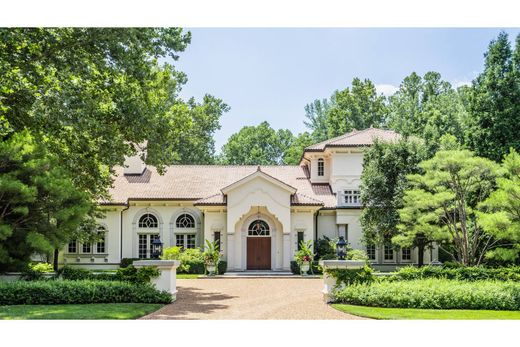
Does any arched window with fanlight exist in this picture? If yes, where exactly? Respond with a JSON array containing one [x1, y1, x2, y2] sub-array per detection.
[[174, 213, 197, 249], [137, 212, 160, 259], [248, 220, 270, 236]]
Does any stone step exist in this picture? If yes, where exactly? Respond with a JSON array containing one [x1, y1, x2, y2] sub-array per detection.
[[200, 271, 320, 279]]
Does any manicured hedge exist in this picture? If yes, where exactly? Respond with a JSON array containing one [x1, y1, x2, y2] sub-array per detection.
[[0, 280, 172, 305], [120, 259, 228, 275], [290, 261, 322, 275], [389, 265, 520, 282], [59, 266, 159, 284], [334, 279, 520, 310]]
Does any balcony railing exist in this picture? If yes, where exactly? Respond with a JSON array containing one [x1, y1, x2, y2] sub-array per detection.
[[337, 190, 362, 207]]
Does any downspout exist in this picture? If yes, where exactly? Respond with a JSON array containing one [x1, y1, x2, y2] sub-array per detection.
[[120, 204, 129, 264]]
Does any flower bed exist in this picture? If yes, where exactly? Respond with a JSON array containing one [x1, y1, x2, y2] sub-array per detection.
[[334, 279, 520, 310]]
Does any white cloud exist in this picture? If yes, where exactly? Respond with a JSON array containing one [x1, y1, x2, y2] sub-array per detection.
[[452, 80, 472, 88], [375, 84, 399, 97]]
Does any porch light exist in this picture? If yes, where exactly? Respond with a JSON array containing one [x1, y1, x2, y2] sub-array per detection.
[[151, 237, 164, 259], [336, 236, 347, 260]]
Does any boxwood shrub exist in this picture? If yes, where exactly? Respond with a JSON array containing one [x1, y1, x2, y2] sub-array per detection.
[[334, 279, 520, 310], [390, 265, 520, 282], [0, 280, 172, 305]]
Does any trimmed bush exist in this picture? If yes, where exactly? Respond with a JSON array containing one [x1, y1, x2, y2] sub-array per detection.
[[334, 279, 520, 310], [120, 258, 140, 268], [290, 261, 322, 274], [59, 265, 159, 284], [0, 280, 172, 305], [389, 265, 520, 282], [324, 265, 374, 286]]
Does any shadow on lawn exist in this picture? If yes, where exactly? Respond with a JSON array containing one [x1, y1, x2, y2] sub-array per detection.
[[141, 286, 237, 320]]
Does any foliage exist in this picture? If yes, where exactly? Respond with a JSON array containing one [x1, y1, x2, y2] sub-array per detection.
[[0, 28, 229, 201], [0, 280, 172, 305], [202, 240, 221, 275], [0, 131, 93, 271], [29, 262, 54, 273], [315, 236, 337, 260], [388, 265, 520, 282], [290, 261, 322, 275], [218, 121, 296, 165], [120, 258, 141, 268], [303, 98, 334, 142], [387, 71, 468, 155], [324, 265, 374, 287], [347, 249, 369, 261], [0, 303, 164, 320], [465, 32, 520, 162], [395, 149, 500, 266], [331, 304, 520, 320], [294, 240, 314, 264], [360, 138, 428, 262], [161, 246, 203, 273], [282, 132, 315, 165], [334, 279, 520, 310], [59, 265, 159, 284], [477, 149, 520, 263]]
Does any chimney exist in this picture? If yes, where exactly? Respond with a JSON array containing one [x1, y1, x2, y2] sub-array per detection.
[[124, 142, 147, 175]]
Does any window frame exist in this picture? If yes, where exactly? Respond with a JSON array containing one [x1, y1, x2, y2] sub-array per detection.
[[67, 240, 77, 254], [176, 213, 196, 229], [247, 220, 270, 237], [401, 247, 412, 262], [343, 190, 361, 205], [138, 233, 159, 259], [138, 213, 159, 228], [366, 244, 377, 262], [317, 158, 324, 176]]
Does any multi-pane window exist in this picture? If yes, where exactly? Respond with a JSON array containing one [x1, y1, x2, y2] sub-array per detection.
[[96, 226, 106, 254], [344, 190, 361, 205], [366, 244, 376, 261], [317, 158, 324, 176], [68, 241, 77, 253], [176, 234, 196, 249], [82, 243, 91, 253], [402, 247, 412, 261], [248, 220, 270, 236], [176, 213, 195, 228], [384, 244, 394, 261], [138, 234, 159, 258], [138, 213, 158, 228]]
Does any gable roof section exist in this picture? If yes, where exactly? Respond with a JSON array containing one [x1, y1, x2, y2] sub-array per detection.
[[304, 127, 400, 152], [220, 166, 297, 195], [103, 165, 336, 207]]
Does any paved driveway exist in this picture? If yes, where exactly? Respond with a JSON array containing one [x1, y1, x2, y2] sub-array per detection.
[[141, 277, 364, 320]]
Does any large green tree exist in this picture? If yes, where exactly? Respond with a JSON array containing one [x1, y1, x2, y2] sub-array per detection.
[[218, 121, 296, 165], [477, 149, 520, 263], [0, 28, 228, 199], [394, 150, 500, 266], [0, 131, 93, 271], [360, 138, 428, 263], [466, 32, 520, 162], [387, 71, 468, 155]]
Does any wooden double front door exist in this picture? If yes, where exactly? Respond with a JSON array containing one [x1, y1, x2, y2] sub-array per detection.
[[247, 237, 271, 270]]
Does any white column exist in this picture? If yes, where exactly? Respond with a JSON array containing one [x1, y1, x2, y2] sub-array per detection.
[[282, 233, 291, 270], [133, 260, 180, 300], [227, 233, 235, 270]]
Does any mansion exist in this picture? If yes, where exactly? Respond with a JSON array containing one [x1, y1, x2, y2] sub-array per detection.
[[60, 127, 439, 271]]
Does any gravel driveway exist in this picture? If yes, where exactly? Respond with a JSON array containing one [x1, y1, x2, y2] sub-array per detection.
[[140, 277, 364, 320]]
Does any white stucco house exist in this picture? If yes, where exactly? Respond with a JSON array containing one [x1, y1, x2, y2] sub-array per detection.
[[60, 127, 438, 271]]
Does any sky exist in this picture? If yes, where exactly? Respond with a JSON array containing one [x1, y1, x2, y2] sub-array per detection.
[[172, 28, 520, 152]]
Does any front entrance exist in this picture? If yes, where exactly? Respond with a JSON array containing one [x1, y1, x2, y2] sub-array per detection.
[[246, 219, 272, 270], [247, 237, 271, 270]]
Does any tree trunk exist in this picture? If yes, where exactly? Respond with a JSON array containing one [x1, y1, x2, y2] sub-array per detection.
[[53, 249, 59, 271], [417, 243, 425, 267]]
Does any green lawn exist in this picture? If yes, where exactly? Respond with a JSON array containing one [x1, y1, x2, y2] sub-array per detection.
[[177, 274, 200, 279], [332, 304, 520, 320], [0, 303, 163, 320]]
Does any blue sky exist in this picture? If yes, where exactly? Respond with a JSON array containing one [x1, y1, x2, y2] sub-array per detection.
[[173, 28, 520, 152]]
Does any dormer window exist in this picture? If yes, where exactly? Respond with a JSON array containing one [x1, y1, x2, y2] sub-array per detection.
[[317, 158, 324, 176], [343, 190, 361, 205]]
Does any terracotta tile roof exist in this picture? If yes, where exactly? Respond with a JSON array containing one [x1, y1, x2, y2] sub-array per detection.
[[103, 165, 337, 208], [304, 127, 400, 151]]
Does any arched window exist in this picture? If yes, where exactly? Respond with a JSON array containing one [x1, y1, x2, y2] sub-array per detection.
[[248, 220, 270, 236], [317, 158, 324, 176], [176, 213, 195, 228], [138, 213, 158, 228]]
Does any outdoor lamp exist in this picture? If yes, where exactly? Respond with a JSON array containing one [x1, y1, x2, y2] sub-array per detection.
[[336, 236, 347, 260], [151, 236, 164, 259]]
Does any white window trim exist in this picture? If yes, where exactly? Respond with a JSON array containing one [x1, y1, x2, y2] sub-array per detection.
[[400, 247, 413, 263]]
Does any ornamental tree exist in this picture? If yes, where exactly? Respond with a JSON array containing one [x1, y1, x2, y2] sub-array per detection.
[[394, 150, 500, 266], [477, 149, 520, 263]]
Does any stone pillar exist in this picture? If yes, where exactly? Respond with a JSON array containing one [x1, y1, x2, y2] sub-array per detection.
[[133, 260, 180, 300], [319, 260, 365, 303], [282, 233, 291, 270]]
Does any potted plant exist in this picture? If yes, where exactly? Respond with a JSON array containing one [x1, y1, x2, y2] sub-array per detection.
[[203, 239, 220, 276], [294, 240, 314, 275]]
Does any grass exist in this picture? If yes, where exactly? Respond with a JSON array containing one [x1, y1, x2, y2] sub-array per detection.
[[332, 304, 520, 320], [0, 303, 163, 320], [177, 274, 200, 279]]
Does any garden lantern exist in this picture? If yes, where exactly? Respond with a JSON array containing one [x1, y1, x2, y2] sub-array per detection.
[[336, 236, 347, 260], [151, 236, 163, 259]]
